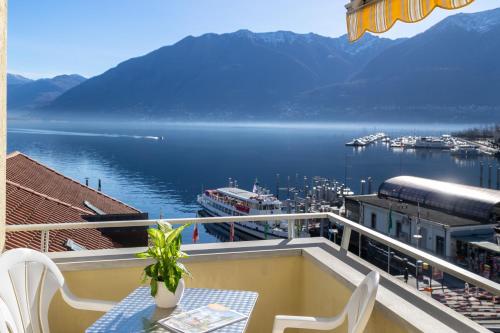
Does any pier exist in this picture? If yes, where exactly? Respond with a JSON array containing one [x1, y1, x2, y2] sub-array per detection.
[[459, 138, 500, 156]]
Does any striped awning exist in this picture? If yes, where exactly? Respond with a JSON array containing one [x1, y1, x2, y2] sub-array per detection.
[[346, 0, 475, 42]]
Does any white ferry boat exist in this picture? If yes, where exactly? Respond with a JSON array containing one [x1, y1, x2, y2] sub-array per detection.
[[197, 182, 304, 239]]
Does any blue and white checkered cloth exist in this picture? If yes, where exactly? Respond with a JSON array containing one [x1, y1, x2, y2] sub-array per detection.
[[86, 287, 258, 333]]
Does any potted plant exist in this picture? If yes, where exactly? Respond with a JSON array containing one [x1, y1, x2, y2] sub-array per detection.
[[137, 222, 191, 308]]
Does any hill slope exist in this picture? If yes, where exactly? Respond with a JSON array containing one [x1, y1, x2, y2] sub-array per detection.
[[8, 74, 86, 110], [7, 74, 33, 86], [47, 31, 397, 119], [45, 8, 500, 121], [295, 8, 500, 121]]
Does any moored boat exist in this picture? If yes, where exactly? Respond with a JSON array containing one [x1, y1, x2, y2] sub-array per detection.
[[346, 138, 367, 147], [414, 136, 453, 149], [197, 181, 307, 239]]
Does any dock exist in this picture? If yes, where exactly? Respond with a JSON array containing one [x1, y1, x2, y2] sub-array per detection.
[[459, 138, 500, 156]]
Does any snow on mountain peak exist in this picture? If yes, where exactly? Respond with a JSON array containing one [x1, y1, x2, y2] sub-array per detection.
[[436, 8, 500, 33]]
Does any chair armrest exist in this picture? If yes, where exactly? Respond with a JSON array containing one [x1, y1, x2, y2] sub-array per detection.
[[272, 314, 345, 333], [60, 284, 117, 312]]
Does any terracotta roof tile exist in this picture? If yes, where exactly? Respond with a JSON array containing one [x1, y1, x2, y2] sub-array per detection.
[[5, 182, 116, 251], [7, 152, 139, 214], [5, 152, 143, 252]]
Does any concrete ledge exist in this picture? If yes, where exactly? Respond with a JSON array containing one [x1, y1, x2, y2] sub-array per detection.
[[48, 238, 323, 270]]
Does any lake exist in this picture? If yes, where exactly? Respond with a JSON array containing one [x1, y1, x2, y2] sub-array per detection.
[[7, 120, 499, 243]]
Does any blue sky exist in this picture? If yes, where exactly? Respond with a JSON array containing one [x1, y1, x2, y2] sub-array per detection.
[[8, 0, 500, 79]]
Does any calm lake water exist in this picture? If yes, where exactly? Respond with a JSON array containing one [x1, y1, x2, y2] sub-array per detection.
[[7, 121, 499, 243]]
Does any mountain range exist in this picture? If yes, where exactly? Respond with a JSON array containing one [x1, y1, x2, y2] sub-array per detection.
[[11, 8, 500, 122], [8, 74, 86, 111]]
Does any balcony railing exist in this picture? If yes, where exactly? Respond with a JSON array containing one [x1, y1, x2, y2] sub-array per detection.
[[5, 212, 500, 296]]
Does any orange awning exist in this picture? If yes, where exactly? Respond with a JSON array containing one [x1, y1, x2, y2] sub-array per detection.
[[346, 0, 475, 42]]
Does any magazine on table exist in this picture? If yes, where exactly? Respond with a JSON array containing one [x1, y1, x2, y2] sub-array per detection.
[[158, 303, 247, 333]]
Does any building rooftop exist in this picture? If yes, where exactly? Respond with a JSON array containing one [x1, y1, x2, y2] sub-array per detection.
[[5, 181, 116, 251], [347, 194, 490, 227], [7, 152, 140, 214], [5, 152, 143, 251], [378, 176, 500, 223], [470, 241, 500, 254]]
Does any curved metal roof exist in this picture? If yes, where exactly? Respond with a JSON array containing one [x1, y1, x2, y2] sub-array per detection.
[[378, 176, 500, 222]]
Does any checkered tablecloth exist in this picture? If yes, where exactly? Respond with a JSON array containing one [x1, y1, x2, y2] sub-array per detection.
[[86, 287, 259, 333]]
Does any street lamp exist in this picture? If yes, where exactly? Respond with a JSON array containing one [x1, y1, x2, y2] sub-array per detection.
[[413, 234, 422, 249]]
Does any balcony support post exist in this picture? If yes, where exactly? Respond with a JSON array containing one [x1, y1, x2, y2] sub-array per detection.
[[288, 219, 295, 239], [387, 246, 391, 274], [0, 0, 6, 252], [40, 230, 50, 252], [358, 233, 362, 257], [341, 226, 351, 252]]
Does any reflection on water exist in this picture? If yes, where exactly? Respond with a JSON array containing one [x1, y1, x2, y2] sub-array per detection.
[[6, 121, 499, 243], [203, 222, 260, 242]]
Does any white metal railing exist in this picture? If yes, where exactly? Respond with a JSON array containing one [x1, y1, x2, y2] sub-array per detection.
[[5, 212, 500, 295]]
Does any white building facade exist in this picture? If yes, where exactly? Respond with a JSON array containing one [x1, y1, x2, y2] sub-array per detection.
[[350, 200, 495, 259]]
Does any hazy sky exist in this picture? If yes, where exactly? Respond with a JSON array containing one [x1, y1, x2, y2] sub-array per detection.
[[8, 0, 500, 79]]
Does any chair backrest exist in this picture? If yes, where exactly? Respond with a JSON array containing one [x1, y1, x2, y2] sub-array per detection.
[[0, 248, 65, 333], [345, 271, 380, 333]]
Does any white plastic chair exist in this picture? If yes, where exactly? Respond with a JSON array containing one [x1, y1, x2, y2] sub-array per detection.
[[272, 271, 380, 333], [0, 248, 117, 333]]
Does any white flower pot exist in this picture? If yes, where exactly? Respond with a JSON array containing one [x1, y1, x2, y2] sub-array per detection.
[[154, 278, 185, 308]]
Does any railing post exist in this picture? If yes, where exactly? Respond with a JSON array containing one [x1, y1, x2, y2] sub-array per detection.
[[288, 219, 295, 239], [40, 230, 50, 252], [341, 226, 351, 251], [387, 246, 391, 274], [358, 232, 362, 257]]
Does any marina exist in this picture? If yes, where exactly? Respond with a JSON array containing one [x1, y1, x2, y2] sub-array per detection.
[[347, 132, 500, 157]]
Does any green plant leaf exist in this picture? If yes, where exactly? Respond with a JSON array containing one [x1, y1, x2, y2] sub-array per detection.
[[158, 221, 173, 234], [143, 264, 154, 277], [150, 278, 158, 297], [178, 251, 189, 258], [176, 262, 191, 277], [139, 223, 192, 295], [136, 251, 151, 259]]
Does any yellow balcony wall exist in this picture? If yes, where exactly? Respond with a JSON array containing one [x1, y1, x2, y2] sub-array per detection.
[[46, 239, 489, 333]]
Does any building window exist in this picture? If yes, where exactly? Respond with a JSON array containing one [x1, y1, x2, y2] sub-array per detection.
[[436, 236, 445, 256], [420, 227, 427, 249], [371, 213, 377, 229]]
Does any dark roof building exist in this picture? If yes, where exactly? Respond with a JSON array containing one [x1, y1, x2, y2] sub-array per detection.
[[347, 194, 485, 228], [344, 176, 499, 263], [5, 152, 147, 252], [378, 176, 500, 224]]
